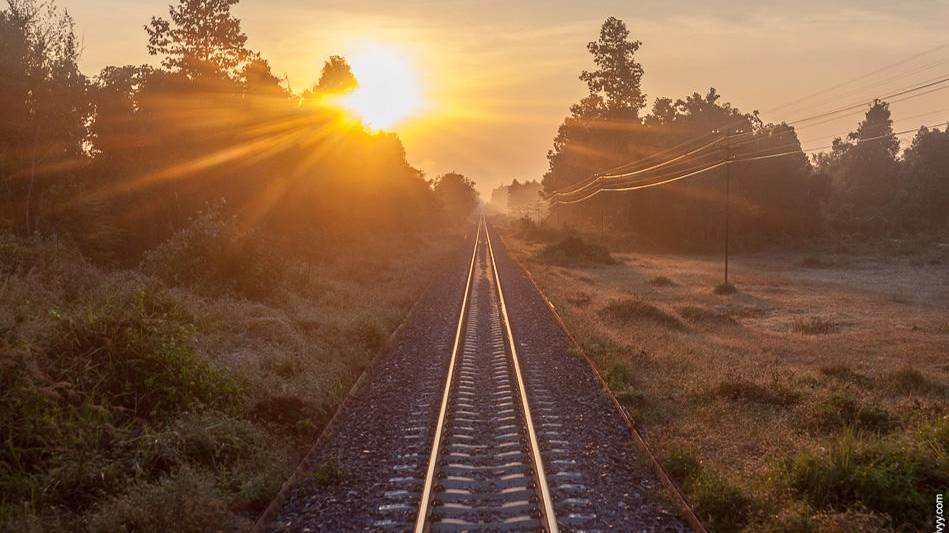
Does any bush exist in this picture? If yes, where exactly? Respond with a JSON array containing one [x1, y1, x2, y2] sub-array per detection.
[[141, 205, 282, 299], [780, 432, 948, 528], [44, 289, 238, 419], [664, 445, 702, 489], [598, 299, 686, 330], [87, 467, 248, 533], [882, 367, 945, 396], [713, 282, 737, 295], [649, 275, 675, 287], [810, 391, 895, 434], [308, 460, 344, 487], [691, 472, 754, 533], [535, 236, 615, 266], [678, 305, 738, 326]]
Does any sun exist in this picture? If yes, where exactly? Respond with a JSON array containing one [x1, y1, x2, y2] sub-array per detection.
[[339, 42, 424, 130]]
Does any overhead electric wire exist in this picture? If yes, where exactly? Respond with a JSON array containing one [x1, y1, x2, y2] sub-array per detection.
[[552, 120, 949, 207], [548, 136, 727, 198], [547, 43, 949, 206], [763, 42, 949, 115], [787, 76, 949, 126]]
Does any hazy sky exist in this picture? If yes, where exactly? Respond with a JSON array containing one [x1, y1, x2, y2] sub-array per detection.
[[63, 0, 949, 195]]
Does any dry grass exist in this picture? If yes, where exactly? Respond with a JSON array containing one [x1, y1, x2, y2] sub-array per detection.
[[502, 227, 949, 532], [0, 231, 457, 530]]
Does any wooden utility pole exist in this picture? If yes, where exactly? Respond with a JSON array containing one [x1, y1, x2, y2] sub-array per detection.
[[724, 135, 731, 287]]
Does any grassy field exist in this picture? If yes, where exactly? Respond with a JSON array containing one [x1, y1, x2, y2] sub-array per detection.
[[500, 222, 949, 532], [0, 225, 459, 531]]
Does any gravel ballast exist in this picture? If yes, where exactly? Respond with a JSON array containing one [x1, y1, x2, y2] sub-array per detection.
[[269, 223, 690, 532]]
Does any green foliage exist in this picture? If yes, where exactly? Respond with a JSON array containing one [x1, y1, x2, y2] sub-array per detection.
[[598, 299, 685, 330], [432, 172, 479, 222], [141, 205, 281, 299], [690, 472, 754, 533], [146, 0, 250, 78], [87, 467, 248, 533], [677, 305, 737, 325], [308, 460, 344, 487], [44, 288, 238, 419], [780, 431, 949, 529], [810, 390, 895, 434], [663, 445, 702, 489], [713, 282, 738, 295], [536, 236, 615, 266]]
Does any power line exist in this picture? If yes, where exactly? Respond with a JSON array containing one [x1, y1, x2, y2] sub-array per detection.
[[550, 120, 949, 206]]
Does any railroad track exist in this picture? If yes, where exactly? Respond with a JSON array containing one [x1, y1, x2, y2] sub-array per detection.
[[411, 216, 558, 532], [267, 216, 684, 532]]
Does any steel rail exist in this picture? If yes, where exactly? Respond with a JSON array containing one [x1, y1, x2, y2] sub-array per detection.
[[485, 222, 559, 533], [413, 219, 482, 533]]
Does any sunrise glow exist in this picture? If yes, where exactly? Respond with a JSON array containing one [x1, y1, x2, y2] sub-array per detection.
[[339, 42, 424, 130]]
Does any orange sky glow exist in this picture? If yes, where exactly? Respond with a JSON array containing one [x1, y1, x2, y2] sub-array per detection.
[[63, 0, 949, 195]]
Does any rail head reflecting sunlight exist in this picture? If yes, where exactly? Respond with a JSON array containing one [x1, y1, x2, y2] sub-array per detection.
[[338, 42, 425, 131]]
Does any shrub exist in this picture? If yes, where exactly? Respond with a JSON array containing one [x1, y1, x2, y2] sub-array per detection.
[[664, 445, 702, 489], [810, 391, 895, 434], [678, 305, 738, 326], [598, 299, 686, 330], [713, 282, 737, 295], [141, 205, 281, 299], [87, 467, 247, 533], [691, 472, 754, 533], [535, 236, 615, 266], [44, 289, 238, 419], [780, 432, 948, 528], [252, 394, 322, 435], [308, 460, 344, 487], [649, 275, 675, 287], [882, 367, 945, 396]]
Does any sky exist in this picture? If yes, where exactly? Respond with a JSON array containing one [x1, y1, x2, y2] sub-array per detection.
[[62, 0, 949, 195]]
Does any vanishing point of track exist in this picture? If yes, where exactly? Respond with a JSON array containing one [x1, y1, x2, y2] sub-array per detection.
[[413, 216, 558, 532]]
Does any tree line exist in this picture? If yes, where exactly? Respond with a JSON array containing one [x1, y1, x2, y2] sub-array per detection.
[[0, 0, 479, 264], [544, 17, 949, 251]]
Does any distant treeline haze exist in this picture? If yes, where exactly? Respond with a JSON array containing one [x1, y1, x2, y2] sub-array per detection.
[[541, 18, 949, 250]]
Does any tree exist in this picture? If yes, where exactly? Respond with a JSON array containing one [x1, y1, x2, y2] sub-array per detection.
[[544, 17, 648, 200], [0, 0, 90, 236], [146, 0, 250, 80], [900, 126, 949, 232], [432, 172, 479, 221], [579, 16, 646, 120], [307, 55, 357, 98], [819, 100, 901, 233]]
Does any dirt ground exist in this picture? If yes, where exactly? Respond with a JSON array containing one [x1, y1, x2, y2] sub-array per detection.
[[502, 231, 949, 532]]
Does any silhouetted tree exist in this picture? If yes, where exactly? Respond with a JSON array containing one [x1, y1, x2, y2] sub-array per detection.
[[0, 0, 90, 236], [818, 101, 901, 234], [146, 0, 250, 80], [579, 16, 646, 120], [432, 172, 479, 222], [304, 55, 357, 100], [899, 125, 949, 233]]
